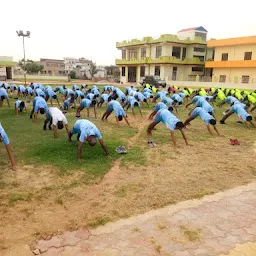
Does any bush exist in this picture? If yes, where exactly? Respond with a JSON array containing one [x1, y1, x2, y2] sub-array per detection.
[[70, 71, 77, 79]]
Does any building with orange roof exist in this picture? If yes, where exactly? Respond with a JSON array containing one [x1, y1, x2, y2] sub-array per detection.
[[205, 36, 256, 84]]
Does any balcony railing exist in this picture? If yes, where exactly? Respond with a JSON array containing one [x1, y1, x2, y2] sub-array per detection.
[[115, 56, 204, 65], [116, 34, 206, 48]]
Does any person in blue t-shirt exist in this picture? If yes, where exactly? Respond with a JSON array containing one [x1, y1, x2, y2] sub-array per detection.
[[0, 123, 16, 170], [147, 109, 188, 146], [76, 99, 97, 118], [148, 102, 172, 119], [98, 94, 110, 107], [184, 107, 220, 136], [68, 119, 109, 161], [220, 102, 255, 128], [45, 88, 60, 107], [102, 99, 131, 127], [63, 97, 75, 112], [0, 88, 10, 107], [15, 100, 27, 115], [30, 96, 49, 123], [123, 96, 142, 116]]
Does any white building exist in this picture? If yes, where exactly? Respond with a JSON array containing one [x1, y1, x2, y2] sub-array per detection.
[[94, 66, 107, 78]]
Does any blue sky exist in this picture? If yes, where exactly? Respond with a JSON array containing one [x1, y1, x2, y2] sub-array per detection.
[[1, 0, 255, 65]]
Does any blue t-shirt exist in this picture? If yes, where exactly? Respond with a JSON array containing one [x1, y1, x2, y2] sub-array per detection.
[[15, 100, 26, 109], [178, 92, 187, 98], [161, 97, 174, 107], [115, 89, 126, 100], [0, 123, 10, 145], [107, 100, 126, 117], [72, 120, 102, 142], [126, 88, 133, 95], [33, 96, 48, 112], [156, 91, 168, 99], [65, 89, 75, 96], [154, 102, 168, 112], [36, 88, 45, 97], [128, 96, 140, 108], [195, 98, 213, 113], [171, 94, 183, 103], [230, 104, 249, 121], [143, 88, 152, 93], [56, 86, 65, 94], [135, 92, 146, 102], [191, 96, 201, 103], [11, 85, 18, 91], [101, 94, 109, 102], [46, 89, 56, 98], [18, 85, 26, 93], [153, 109, 180, 131], [75, 90, 85, 98], [143, 92, 153, 98], [0, 88, 8, 98], [80, 99, 92, 108], [25, 87, 34, 94], [72, 84, 79, 90], [191, 107, 214, 125], [86, 93, 95, 100], [225, 96, 239, 105], [91, 88, 100, 95]]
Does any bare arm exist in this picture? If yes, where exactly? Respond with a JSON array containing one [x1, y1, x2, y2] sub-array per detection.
[[65, 124, 69, 135], [206, 125, 213, 136], [94, 107, 97, 118], [115, 116, 120, 126], [213, 125, 220, 135], [131, 108, 135, 116], [180, 129, 189, 145], [5, 144, 16, 170], [77, 141, 83, 161], [34, 112, 38, 123], [16, 108, 19, 116], [185, 102, 193, 108], [170, 131, 176, 146], [99, 138, 110, 156], [124, 116, 131, 127], [87, 108, 90, 118], [148, 111, 156, 119], [53, 125, 58, 138]]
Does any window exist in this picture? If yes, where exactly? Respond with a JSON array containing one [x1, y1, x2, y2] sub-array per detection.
[[242, 76, 250, 83], [222, 53, 228, 61], [193, 55, 205, 61], [155, 46, 162, 58], [192, 66, 204, 72], [244, 52, 252, 60], [140, 66, 145, 77], [122, 50, 126, 59], [219, 75, 226, 83], [194, 47, 205, 52], [141, 48, 146, 58], [121, 67, 125, 76], [128, 49, 137, 60], [182, 48, 186, 60], [195, 32, 206, 41], [172, 47, 181, 59], [155, 66, 160, 76]]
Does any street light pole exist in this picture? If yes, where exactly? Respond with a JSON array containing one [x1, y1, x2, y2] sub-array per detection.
[[16, 30, 30, 86]]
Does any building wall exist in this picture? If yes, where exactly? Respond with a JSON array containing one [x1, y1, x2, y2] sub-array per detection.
[[214, 44, 256, 61], [40, 59, 65, 75], [212, 68, 256, 83]]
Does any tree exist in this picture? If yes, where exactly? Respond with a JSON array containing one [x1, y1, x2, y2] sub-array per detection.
[[18, 59, 44, 74], [105, 65, 120, 78], [70, 71, 77, 79], [88, 63, 98, 79]]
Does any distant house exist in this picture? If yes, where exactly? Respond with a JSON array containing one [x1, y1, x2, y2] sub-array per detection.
[[0, 56, 16, 80], [94, 66, 107, 78], [64, 57, 93, 78], [40, 58, 65, 75]]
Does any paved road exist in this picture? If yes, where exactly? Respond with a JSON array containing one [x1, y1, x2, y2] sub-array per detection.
[[35, 183, 256, 256]]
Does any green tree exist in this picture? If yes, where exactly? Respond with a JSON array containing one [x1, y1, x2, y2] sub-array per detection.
[[70, 71, 77, 79], [88, 63, 98, 79], [25, 62, 44, 74]]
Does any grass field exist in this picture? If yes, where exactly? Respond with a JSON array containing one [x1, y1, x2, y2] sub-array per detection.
[[0, 84, 256, 253]]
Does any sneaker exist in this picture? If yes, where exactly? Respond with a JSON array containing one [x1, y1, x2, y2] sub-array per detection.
[[148, 141, 154, 148], [230, 139, 235, 145], [220, 120, 226, 124], [236, 121, 243, 124], [223, 111, 226, 115], [234, 139, 240, 145], [43, 125, 46, 130], [76, 115, 81, 118]]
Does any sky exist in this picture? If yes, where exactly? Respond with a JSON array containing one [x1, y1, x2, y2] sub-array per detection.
[[1, 0, 255, 65]]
